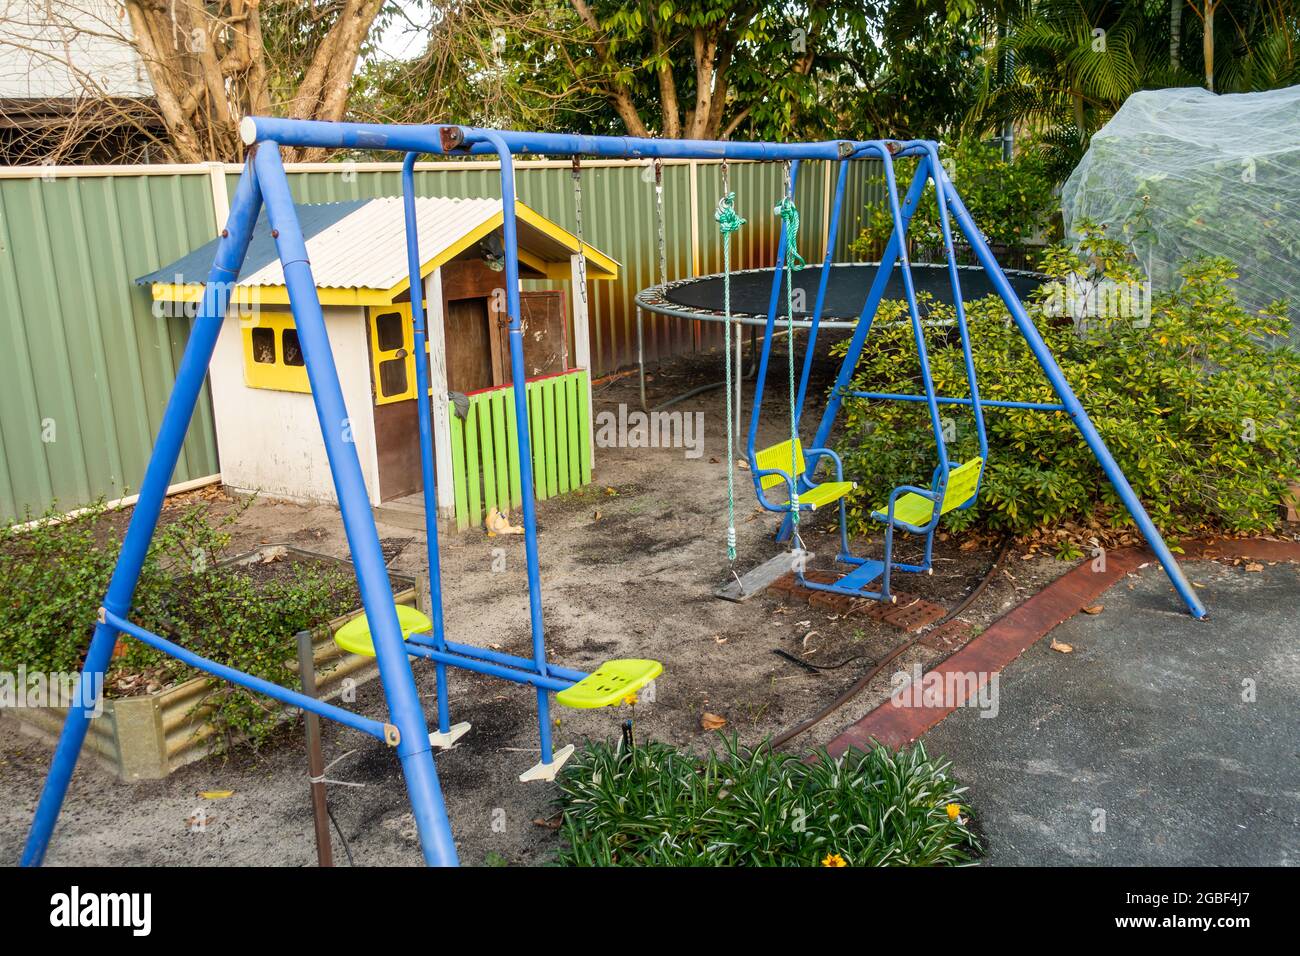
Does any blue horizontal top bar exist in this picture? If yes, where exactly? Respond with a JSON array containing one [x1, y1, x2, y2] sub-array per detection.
[[239, 116, 933, 163]]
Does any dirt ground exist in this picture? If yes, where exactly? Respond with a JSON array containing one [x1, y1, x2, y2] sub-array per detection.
[[0, 340, 1076, 867]]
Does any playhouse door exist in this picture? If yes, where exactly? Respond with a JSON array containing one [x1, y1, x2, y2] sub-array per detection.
[[444, 297, 495, 393]]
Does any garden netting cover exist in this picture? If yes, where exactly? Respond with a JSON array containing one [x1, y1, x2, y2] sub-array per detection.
[[1062, 85, 1300, 335]]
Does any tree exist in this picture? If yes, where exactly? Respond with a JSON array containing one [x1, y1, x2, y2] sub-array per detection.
[[126, 0, 390, 162], [968, 0, 1300, 178], [544, 0, 874, 141], [366, 0, 985, 142]]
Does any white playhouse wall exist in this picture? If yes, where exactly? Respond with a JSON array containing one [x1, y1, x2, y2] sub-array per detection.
[[208, 304, 382, 505]]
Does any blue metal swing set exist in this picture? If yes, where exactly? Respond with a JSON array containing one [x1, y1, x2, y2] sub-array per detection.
[[22, 117, 1206, 870]]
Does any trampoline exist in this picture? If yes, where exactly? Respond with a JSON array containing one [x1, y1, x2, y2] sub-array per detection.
[[636, 261, 1047, 328]]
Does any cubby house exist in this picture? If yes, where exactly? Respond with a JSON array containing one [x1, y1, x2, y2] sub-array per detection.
[[138, 196, 618, 530]]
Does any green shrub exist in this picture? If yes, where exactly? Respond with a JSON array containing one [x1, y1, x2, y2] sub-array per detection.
[[851, 138, 1057, 263], [831, 228, 1300, 536], [0, 501, 361, 750], [553, 736, 978, 867]]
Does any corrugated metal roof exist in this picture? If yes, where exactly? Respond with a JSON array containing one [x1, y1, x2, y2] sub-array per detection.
[[244, 196, 501, 290], [137, 196, 615, 291], [135, 200, 367, 287]]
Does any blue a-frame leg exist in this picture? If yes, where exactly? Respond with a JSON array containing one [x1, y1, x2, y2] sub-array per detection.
[[22, 147, 461, 868]]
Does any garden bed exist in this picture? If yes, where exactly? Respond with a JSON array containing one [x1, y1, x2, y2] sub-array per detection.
[[1, 501, 417, 780]]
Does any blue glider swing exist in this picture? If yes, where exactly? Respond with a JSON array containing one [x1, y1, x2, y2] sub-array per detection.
[[726, 144, 1204, 618], [22, 121, 1205, 871]]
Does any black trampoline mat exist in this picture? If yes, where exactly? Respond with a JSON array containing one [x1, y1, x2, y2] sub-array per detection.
[[663, 262, 1045, 319]]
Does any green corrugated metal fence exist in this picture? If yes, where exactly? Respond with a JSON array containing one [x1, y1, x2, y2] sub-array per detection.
[[448, 369, 591, 531], [0, 168, 221, 524]]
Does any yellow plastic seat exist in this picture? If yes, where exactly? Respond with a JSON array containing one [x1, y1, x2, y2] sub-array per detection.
[[873, 457, 983, 528], [333, 604, 433, 657], [778, 480, 854, 511], [755, 439, 854, 511], [556, 659, 663, 709]]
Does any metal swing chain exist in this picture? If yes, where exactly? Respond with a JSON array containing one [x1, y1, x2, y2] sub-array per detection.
[[715, 160, 746, 563], [774, 162, 805, 537], [654, 159, 667, 287], [570, 157, 588, 308]]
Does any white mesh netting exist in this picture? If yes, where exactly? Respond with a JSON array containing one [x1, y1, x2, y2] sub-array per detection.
[[1062, 85, 1300, 333]]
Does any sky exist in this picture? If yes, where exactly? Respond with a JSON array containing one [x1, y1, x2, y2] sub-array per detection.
[[374, 0, 431, 62]]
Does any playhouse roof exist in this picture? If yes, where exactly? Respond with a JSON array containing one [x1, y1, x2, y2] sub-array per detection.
[[138, 195, 619, 306]]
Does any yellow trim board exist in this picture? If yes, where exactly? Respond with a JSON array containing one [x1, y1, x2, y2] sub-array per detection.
[[514, 204, 621, 279], [152, 282, 391, 306]]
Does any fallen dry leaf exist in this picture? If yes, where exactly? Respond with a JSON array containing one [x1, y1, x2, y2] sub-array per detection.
[[532, 815, 562, 830], [1050, 638, 1074, 654], [701, 712, 727, 731], [1244, 562, 1264, 572], [1082, 604, 1104, 615]]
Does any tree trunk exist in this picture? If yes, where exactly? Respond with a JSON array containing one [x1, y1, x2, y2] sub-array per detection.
[[652, 25, 682, 138], [568, 0, 651, 137], [123, 1, 205, 162], [296, 0, 387, 161], [1203, 1, 1217, 90], [1169, 0, 1182, 69]]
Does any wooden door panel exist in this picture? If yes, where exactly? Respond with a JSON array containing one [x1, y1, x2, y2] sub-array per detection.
[[501, 290, 567, 385], [444, 297, 495, 393]]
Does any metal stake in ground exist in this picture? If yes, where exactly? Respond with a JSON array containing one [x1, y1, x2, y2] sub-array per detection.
[[295, 629, 333, 867]]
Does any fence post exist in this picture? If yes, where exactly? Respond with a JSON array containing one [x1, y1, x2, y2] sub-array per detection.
[[206, 162, 230, 235]]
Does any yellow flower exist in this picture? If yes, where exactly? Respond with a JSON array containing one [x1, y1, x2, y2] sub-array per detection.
[[821, 853, 847, 868], [946, 803, 962, 821]]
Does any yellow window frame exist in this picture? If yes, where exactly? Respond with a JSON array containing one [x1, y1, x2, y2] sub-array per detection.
[[369, 304, 417, 405], [241, 310, 311, 393]]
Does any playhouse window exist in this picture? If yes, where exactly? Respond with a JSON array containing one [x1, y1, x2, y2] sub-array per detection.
[[368, 306, 417, 405], [241, 311, 311, 393], [250, 327, 275, 363], [282, 328, 304, 366]]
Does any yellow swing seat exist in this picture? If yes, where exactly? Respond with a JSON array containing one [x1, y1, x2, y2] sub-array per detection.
[[755, 438, 855, 511], [556, 659, 663, 709], [873, 457, 984, 528], [333, 604, 433, 657]]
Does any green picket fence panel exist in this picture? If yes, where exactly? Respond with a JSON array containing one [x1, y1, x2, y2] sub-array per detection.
[[449, 370, 592, 531]]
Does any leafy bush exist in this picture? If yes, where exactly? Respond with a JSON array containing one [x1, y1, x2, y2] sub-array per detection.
[[831, 228, 1300, 536], [0, 501, 362, 750], [553, 736, 978, 867], [851, 138, 1057, 265]]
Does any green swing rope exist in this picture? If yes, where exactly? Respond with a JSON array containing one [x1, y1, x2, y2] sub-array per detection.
[[715, 162, 746, 562], [774, 169, 805, 537]]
